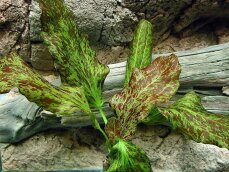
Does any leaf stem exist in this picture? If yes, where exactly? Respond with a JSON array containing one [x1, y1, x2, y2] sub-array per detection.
[[99, 107, 108, 124], [90, 110, 111, 149], [97, 125, 111, 150]]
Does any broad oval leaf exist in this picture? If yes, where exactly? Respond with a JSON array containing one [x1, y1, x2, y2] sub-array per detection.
[[124, 19, 153, 87], [159, 91, 229, 149], [0, 53, 91, 116], [39, 0, 109, 108], [106, 54, 181, 142]]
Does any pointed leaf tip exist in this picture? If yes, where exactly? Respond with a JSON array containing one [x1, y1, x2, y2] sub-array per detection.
[[124, 19, 154, 87]]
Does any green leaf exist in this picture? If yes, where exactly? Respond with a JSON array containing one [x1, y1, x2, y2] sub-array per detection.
[[106, 54, 181, 142], [39, 0, 109, 108], [105, 139, 152, 172], [141, 107, 168, 125], [124, 19, 153, 87], [0, 53, 91, 116], [159, 91, 229, 148]]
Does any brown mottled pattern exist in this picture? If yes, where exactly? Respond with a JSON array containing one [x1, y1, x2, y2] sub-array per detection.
[[39, 0, 109, 108], [160, 91, 229, 149], [106, 55, 181, 142], [0, 53, 91, 116]]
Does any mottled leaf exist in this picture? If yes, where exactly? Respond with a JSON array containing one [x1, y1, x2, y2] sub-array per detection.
[[106, 54, 181, 142], [39, 0, 109, 108], [0, 53, 91, 116], [105, 139, 152, 172], [141, 107, 168, 125], [124, 19, 153, 87], [159, 91, 229, 148]]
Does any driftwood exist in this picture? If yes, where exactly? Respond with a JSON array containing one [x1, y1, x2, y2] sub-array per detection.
[[104, 43, 229, 90], [0, 43, 228, 143]]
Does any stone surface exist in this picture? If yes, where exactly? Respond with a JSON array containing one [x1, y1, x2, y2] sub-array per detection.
[[31, 44, 54, 70], [29, 0, 138, 46], [29, 0, 43, 42], [0, 0, 29, 57], [66, 0, 137, 46], [122, 0, 193, 43], [133, 126, 229, 172], [95, 45, 130, 64], [1, 0, 228, 70], [153, 31, 217, 54], [1, 125, 229, 172], [215, 24, 229, 44], [173, 0, 229, 36], [1, 128, 105, 171]]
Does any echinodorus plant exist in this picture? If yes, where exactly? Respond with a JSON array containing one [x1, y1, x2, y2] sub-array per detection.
[[39, 0, 110, 124], [0, 0, 228, 171]]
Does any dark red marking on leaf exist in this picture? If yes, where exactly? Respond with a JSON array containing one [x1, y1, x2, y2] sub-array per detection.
[[3, 66, 11, 73], [106, 54, 181, 142]]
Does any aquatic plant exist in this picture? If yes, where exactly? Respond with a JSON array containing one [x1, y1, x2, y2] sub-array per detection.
[[0, 0, 228, 171], [39, 0, 109, 123], [0, 53, 90, 116]]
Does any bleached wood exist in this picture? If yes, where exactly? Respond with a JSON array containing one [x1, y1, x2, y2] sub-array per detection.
[[104, 43, 229, 90]]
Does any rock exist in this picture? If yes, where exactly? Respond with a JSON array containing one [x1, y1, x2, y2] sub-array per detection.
[[153, 31, 217, 54], [0, 0, 29, 56], [1, 128, 105, 171], [29, 0, 43, 42], [65, 0, 138, 46], [173, 0, 229, 36], [133, 126, 229, 172], [0, 144, 7, 172], [121, 0, 194, 42], [95, 45, 130, 64], [31, 44, 54, 71], [1, 0, 228, 65], [1, 125, 229, 171], [18, 22, 31, 62], [214, 22, 229, 44], [30, 0, 138, 46], [18, 43, 31, 62]]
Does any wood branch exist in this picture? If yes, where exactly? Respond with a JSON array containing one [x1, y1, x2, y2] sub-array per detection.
[[104, 43, 229, 90], [0, 43, 228, 143]]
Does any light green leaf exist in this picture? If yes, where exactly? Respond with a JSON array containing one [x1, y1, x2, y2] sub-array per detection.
[[106, 139, 152, 172], [141, 107, 168, 125], [124, 19, 153, 87], [159, 91, 229, 148], [0, 53, 91, 116], [39, 0, 109, 109]]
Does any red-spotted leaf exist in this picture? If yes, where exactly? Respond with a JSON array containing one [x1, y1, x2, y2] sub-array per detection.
[[0, 53, 91, 116], [106, 54, 181, 142], [39, 0, 109, 109], [159, 91, 229, 148]]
